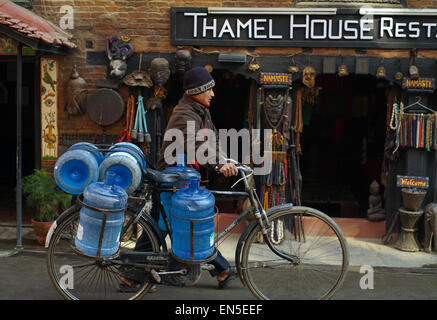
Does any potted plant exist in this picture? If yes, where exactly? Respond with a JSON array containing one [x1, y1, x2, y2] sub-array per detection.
[[22, 169, 72, 245]]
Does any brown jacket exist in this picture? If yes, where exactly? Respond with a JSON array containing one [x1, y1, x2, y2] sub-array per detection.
[[157, 94, 227, 170]]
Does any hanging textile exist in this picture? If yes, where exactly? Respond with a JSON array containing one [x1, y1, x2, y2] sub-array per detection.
[[132, 95, 151, 144], [390, 100, 437, 151], [294, 87, 303, 155], [119, 95, 135, 142]]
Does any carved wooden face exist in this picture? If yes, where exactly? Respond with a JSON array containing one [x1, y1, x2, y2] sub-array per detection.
[[302, 66, 316, 88], [109, 58, 127, 79], [174, 50, 192, 74], [265, 90, 285, 126], [150, 58, 170, 86]]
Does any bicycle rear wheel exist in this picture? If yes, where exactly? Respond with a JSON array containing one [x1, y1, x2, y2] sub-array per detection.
[[240, 206, 349, 300], [46, 208, 160, 300]]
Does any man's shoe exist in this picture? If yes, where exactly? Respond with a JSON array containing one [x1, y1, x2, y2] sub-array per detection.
[[218, 267, 237, 289]]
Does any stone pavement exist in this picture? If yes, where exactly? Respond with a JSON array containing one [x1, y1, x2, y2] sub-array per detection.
[[1, 223, 437, 269]]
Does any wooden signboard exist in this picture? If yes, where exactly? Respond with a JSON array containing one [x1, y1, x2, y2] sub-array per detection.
[[402, 78, 436, 93], [260, 72, 292, 88], [396, 175, 429, 189], [40, 57, 58, 161]]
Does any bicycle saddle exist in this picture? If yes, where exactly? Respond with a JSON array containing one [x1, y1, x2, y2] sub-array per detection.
[[143, 168, 180, 184]]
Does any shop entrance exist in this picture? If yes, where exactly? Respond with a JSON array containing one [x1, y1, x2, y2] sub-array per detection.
[[207, 71, 251, 213], [0, 60, 36, 223], [301, 74, 388, 218]]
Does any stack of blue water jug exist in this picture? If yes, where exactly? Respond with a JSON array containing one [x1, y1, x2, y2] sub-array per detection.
[[54, 142, 143, 257], [54, 142, 145, 195]]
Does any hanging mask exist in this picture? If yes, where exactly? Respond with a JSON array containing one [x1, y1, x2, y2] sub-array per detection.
[[409, 65, 419, 80], [174, 49, 192, 75], [338, 64, 349, 77], [149, 57, 171, 86], [123, 70, 152, 88], [123, 53, 153, 88], [265, 91, 285, 126], [376, 66, 386, 79], [106, 35, 133, 80], [302, 66, 316, 88]]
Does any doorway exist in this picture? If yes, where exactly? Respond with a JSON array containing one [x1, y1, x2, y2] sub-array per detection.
[[0, 60, 36, 223], [300, 74, 388, 218], [207, 71, 251, 213]]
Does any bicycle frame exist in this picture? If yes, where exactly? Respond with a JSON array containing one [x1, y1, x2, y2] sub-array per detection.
[[132, 168, 298, 266]]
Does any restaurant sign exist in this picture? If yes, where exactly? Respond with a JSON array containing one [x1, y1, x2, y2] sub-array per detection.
[[171, 7, 437, 48]]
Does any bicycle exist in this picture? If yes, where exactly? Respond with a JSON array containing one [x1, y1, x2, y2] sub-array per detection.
[[46, 157, 349, 300]]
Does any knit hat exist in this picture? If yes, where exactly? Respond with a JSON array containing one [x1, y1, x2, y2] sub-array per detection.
[[183, 67, 215, 95]]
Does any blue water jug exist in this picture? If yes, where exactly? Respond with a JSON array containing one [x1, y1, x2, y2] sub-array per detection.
[[98, 142, 145, 195], [54, 142, 103, 195], [75, 172, 128, 257], [171, 177, 215, 262], [159, 155, 201, 232]]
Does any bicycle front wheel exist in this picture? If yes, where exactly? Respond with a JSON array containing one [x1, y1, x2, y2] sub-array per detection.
[[240, 206, 349, 300], [47, 208, 161, 300]]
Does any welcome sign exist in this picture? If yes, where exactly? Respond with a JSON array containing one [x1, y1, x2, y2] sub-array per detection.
[[396, 175, 429, 189], [171, 7, 437, 48]]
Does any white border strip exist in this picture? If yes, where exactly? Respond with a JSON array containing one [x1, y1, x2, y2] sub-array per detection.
[[359, 8, 437, 16], [208, 7, 337, 15]]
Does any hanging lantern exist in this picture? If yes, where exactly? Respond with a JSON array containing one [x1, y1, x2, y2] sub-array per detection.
[[394, 71, 404, 81], [248, 56, 260, 72], [288, 56, 299, 73], [204, 64, 213, 73], [394, 59, 403, 81], [288, 65, 299, 73]]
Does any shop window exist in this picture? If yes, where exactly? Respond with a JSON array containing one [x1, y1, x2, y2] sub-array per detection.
[[295, 0, 406, 6]]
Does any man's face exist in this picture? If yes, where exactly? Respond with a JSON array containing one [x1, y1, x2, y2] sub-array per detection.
[[194, 89, 214, 106]]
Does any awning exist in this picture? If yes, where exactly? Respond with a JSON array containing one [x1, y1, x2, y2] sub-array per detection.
[[0, 0, 76, 53]]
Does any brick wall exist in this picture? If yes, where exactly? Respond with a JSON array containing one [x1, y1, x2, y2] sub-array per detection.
[[32, 0, 437, 89]]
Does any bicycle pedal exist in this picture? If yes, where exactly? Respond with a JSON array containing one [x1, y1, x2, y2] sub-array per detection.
[[201, 264, 215, 271], [150, 269, 162, 283]]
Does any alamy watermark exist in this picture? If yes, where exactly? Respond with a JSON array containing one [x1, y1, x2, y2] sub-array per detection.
[[163, 121, 274, 175], [359, 265, 374, 290], [59, 265, 74, 290], [59, 5, 74, 30]]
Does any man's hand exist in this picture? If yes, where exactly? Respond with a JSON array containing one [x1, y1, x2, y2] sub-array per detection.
[[219, 163, 238, 177]]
